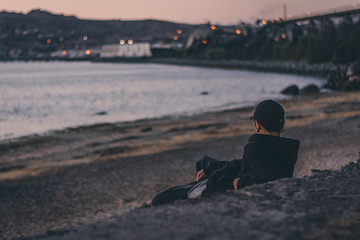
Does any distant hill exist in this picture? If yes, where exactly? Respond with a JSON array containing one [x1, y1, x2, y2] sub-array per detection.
[[0, 9, 209, 50]]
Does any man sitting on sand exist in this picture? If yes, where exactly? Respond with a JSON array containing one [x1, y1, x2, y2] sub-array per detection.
[[152, 100, 300, 205]]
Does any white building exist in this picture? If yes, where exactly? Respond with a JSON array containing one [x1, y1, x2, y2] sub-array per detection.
[[100, 43, 152, 58]]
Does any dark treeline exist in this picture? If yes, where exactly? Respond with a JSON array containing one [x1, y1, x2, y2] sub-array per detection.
[[181, 18, 360, 64]]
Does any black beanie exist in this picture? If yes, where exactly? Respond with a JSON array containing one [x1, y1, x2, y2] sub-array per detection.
[[252, 100, 285, 132]]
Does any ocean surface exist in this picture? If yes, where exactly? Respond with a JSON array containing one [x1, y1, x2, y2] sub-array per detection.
[[0, 61, 325, 140]]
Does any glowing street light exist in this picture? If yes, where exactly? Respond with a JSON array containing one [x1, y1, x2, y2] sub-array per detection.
[[274, 37, 279, 42], [177, 29, 182, 34], [46, 39, 51, 44], [235, 29, 241, 34], [128, 39, 133, 45], [119, 40, 125, 45], [282, 33, 286, 39], [173, 35, 179, 40], [62, 50, 67, 56], [85, 49, 91, 55], [83, 35, 88, 41], [262, 20, 267, 25], [202, 39, 208, 44], [211, 25, 216, 30]]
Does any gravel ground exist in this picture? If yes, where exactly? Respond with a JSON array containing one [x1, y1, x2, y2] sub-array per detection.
[[31, 160, 360, 240]]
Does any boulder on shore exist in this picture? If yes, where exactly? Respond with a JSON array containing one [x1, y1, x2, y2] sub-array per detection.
[[281, 85, 299, 95], [300, 84, 320, 95], [343, 79, 360, 91], [325, 62, 360, 91], [343, 63, 360, 91]]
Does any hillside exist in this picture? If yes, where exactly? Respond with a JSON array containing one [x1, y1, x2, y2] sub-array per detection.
[[0, 9, 206, 50]]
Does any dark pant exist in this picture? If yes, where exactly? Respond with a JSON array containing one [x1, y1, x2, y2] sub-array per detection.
[[202, 163, 241, 194], [151, 155, 219, 206]]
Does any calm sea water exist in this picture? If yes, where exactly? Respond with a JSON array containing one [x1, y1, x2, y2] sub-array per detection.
[[0, 61, 325, 140]]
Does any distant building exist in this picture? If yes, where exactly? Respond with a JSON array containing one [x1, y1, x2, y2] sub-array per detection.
[[151, 41, 183, 49], [100, 43, 152, 58], [50, 48, 99, 59]]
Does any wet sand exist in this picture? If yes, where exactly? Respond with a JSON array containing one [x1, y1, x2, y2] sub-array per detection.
[[0, 91, 360, 239]]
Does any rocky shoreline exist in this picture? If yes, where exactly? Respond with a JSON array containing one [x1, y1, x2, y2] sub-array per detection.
[[151, 58, 360, 91]]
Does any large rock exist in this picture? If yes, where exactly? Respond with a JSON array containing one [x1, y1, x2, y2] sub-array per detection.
[[281, 85, 299, 95], [343, 79, 360, 91], [343, 63, 360, 91], [324, 72, 346, 90], [346, 62, 360, 77], [300, 84, 320, 95]]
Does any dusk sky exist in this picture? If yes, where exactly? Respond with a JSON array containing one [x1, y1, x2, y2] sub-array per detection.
[[2, 0, 360, 24]]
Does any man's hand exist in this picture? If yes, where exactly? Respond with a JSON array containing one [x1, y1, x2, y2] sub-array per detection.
[[233, 178, 240, 189], [196, 169, 206, 181]]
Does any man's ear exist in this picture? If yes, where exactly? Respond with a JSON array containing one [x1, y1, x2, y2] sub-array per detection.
[[255, 120, 261, 132]]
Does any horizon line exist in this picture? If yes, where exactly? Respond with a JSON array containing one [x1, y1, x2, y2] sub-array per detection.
[[0, 8, 250, 25]]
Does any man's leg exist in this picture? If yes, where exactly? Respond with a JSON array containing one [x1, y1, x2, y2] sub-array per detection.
[[151, 181, 197, 206], [152, 156, 222, 206]]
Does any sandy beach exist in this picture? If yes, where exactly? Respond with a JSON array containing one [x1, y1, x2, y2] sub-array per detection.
[[0, 91, 360, 239]]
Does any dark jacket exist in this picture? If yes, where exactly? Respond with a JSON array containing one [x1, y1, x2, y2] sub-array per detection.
[[203, 134, 300, 193]]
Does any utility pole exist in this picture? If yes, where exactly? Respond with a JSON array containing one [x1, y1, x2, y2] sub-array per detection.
[[283, 4, 288, 19]]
